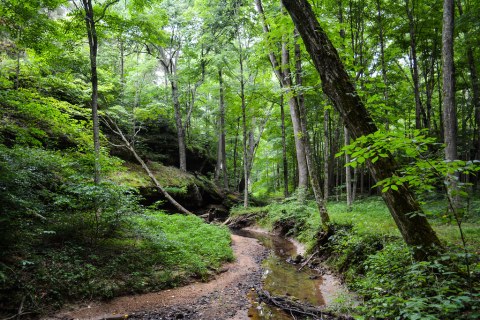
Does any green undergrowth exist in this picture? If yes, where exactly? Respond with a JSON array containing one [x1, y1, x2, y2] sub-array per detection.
[[0, 88, 233, 317], [0, 144, 233, 316], [1, 209, 233, 316], [230, 197, 480, 319]]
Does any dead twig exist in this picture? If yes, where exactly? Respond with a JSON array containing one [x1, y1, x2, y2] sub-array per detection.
[[298, 250, 319, 271]]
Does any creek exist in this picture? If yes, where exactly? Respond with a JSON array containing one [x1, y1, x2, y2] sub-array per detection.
[[233, 228, 326, 320]]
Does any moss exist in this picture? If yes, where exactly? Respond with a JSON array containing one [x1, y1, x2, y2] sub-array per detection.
[[110, 162, 196, 189]]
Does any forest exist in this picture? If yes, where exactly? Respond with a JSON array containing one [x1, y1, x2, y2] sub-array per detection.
[[0, 0, 479, 319]]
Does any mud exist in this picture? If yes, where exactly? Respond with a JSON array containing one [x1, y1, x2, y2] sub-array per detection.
[[47, 235, 267, 320]]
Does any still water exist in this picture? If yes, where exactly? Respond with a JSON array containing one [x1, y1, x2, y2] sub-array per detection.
[[233, 229, 325, 319]]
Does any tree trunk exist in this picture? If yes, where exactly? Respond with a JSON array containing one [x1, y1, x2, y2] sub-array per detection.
[[82, 0, 101, 185], [233, 117, 240, 188], [442, 0, 459, 206], [405, 0, 428, 130], [107, 119, 192, 215], [282, 0, 442, 260], [376, 0, 389, 130], [282, 40, 308, 201], [255, 0, 308, 201], [457, 0, 480, 187], [215, 69, 228, 189], [171, 79, 187, 171], [344, 127, 353, 208], [281, 94, 290, 198], [323, 108, 330, 201], [295, 35, 330, 228], [239, 42, 249, 208]]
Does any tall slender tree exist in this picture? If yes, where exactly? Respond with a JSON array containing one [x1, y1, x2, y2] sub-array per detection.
[[442, 0, 458, 205], [76, 0, 119, 184], [254, 0, 308, 201]]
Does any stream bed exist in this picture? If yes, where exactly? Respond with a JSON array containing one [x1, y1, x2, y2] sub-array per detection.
[[233, 228, 327, 320]]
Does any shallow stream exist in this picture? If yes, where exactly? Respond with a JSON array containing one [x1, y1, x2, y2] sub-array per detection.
[[233, 229, 325, 319]]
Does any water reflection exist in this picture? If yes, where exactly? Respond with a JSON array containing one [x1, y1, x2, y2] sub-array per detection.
[[233, 229, 325, 319]]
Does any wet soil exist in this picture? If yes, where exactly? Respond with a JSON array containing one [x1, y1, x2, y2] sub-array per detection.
[[47, 235, 267, 320], [48, 229, 344, 320]]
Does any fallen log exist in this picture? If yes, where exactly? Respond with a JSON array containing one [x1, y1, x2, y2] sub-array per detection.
[[223, 213, 258, 228], [257, 290, 352, 320]]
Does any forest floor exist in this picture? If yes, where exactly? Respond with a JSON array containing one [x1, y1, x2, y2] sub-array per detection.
[[47, 234, 268, 320]]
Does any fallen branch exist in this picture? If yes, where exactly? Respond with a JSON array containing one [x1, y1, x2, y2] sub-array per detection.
[[103, 116, 193, 215], [223, 213, 258, 228], [298, 250, 319, 271], [257, 290, 352, 320]]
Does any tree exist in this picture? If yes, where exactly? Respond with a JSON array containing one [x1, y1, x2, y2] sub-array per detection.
[[74, 0, 119, 184], [254, 0, 308, 201], [441, 0, 458, 206], [215, 69, 228, 189], [281, 0, 442, 260]]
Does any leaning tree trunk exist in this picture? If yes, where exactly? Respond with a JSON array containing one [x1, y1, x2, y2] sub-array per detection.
[[105, 119, 193, 215], [282, 0, 442, 260]]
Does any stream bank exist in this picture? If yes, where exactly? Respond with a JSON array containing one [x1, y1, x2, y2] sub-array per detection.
[[47, 234, 267, 320], [48, 228, 349, 320]]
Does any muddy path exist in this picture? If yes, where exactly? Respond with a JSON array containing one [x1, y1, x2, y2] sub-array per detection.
[[47, 235, 267, 320]]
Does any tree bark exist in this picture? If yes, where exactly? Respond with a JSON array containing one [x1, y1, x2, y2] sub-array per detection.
[[376, 0, 390, 130], [82, 0, 101, 185], [215, 69, 228, 189], [255, 0, 308, 201], [233, 117, 240, 189], [280, 94, 290, 198], [405, 0, 428, 130], [282, 0, 442, 260], [282, 40, 308, 201], [239, 38, 249, 207], [323, 108, 330, 201], [442, 0, 459, 206], [171, 78, 187, 171], [344, 127, 353, 208], [295, 35, 330, 228], [457, 1, 480, 177]]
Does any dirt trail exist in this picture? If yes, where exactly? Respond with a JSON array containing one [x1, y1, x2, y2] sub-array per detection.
[[47, 235, 267, 320]]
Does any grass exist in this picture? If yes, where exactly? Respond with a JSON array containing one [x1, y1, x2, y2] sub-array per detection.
[[0, 211, 233, 316], [228, 195, 480, 319]]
